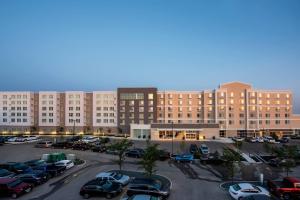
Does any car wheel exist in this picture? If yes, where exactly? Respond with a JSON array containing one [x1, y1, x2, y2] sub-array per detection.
[[106, 193, 113, 199], [238, 197, 243, 200], [83, 193, 90, 199], [11, 193, 18, 199]]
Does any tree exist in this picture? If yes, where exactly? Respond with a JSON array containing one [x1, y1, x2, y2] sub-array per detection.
[[179, 140, 186, 153], [109, 139, 133, 170], [235, 141, 243, 151], [280, 159, 296, 176], [139, 143, 160, 176], [222, 148, 241, 182]]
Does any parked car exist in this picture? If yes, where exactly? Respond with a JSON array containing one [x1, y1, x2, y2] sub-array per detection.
[[0, 169, 15, 178], [278, 137, 289, 143], [189, 144, 198, 154], [0, 137, 5, 144], [25, 135, 39, 141], [239, 194, 271, 200], [72, 142, 91, 151], [7, 137, 18, 142], [256, 137, 264, 143], [81, 136, 99, 143], [229, 183, 270, 200], [263, 136, 276, 143], [248, 137, 257, 143], [268, 158, 283, 167], [267, 177, 300, 199], [15, 170, 48, 186], [35, 141, 52, 148], [55, 160, 74, 170], [122, 194, 162, 200], [172, 154, 194, 163], [126, 149, 145, 158], [0, 178, 33, 199], [80, 179, 122, 199], [0, 162, 32, 174], [96, 172, 130, 186], [66, 136, 81, 142], [157, 149, 170, 161], [52, 141, 73, 149], [233, 137, 245, 142], [24, 159, 46, 168], [91, 144, 107, 153], [127, 178, 170, 198], [199, 144, 209, 155], [34, 164, 65, 178]]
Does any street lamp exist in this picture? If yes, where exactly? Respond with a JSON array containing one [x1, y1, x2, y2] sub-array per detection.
[[171, 121, 174, 155]]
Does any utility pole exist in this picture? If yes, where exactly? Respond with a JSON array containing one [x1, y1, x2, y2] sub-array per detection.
[[73, 119, 75, 136], [171, 121, 174, 155]]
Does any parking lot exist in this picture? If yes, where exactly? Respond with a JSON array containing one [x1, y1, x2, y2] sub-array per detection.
[[1, 137, 300, 200], [0, 140, 232, 200]]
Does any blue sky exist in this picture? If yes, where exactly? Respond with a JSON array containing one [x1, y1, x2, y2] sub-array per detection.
[[0, 0, 299, 112]]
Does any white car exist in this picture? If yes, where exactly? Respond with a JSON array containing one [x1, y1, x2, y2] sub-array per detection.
[[249, 137, 257, 143], [26, 135, 39, 141], [256, 137, 264, 143], [96, 172, 130, 186], [55, 160, 74, 169], [7, 137, 18, 142], [229, 183, 270, 200], [263, 136, 275, 143], [81, 136, 99, 143]]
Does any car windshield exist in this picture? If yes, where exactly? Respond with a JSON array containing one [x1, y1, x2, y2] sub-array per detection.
[[112, 172, 123, 180], [232, 184, 241, 191], [7, 179, 23, 188], [201, 147, 208, 150]]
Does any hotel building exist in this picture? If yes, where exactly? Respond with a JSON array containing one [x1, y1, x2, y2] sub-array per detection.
[[92, 91, 117, 134], [0, 82, 300, 140]]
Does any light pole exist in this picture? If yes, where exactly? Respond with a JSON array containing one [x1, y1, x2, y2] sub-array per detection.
[[171, 121, 174, 155], [73, 120, 75, 136]]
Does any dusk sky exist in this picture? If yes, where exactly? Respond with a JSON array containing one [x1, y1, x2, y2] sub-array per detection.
[[0, 0, 299, 112]]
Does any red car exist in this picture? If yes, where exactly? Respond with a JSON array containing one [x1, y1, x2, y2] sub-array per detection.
[[0, 178, 33, 198], [267, 177, 300, 199]]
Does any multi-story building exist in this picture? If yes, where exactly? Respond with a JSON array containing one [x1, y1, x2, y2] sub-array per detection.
[[0, 82, 299, 139], [65, 91, 87, 133], [0, 92, 34, 133], [156, 82, 300, 139], [117, 88, 157, 136], [93, 91, 117, 134], [38, 92, 61, 134]]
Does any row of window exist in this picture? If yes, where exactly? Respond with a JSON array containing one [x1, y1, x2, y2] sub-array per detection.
[[120, 106, 154, 112], [96, 119, 115, 123], [96, 113, 114, 117], [1, 107, 28, 111], [2, 118, 28, 123], [96, 107, 115, 111], [1, 95, 28, 99], [3, 113, 27, 117]]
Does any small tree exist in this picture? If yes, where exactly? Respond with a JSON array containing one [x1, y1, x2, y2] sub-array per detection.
[[235, 141, 243, 151], [139, 143, 160, 176], [109, 139, 133, 170], [179, 140, 186, 153], [222, 148, 241, 182], [280, 159, 296, 176]]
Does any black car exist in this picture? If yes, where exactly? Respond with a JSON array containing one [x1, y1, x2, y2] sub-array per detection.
[[157, 150, 170, 161], [52, 141, 73, 149], [15, 170, 48, 186], [72, 142, 91, 151], [66, 136, 81, 142], [126, 149, 145, 158], [80, 179, 122, 199], [0, 137, 5, 144], [0, 169, 15, 178], [127, 178, 170, 199], [0, 162, 32, 174], [189, 144, 198, 154], [91, 144, 107, 153]]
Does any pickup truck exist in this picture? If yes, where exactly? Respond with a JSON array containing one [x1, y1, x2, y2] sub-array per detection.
[[267, 177, 300, 199]]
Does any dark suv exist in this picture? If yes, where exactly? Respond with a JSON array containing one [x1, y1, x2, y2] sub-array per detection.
[[80, 179, 122, 199], [126, 149, 145, 158], [0, 178, 33, 199], [189, 144, 198, 154], [127, 178, 170, 199]]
